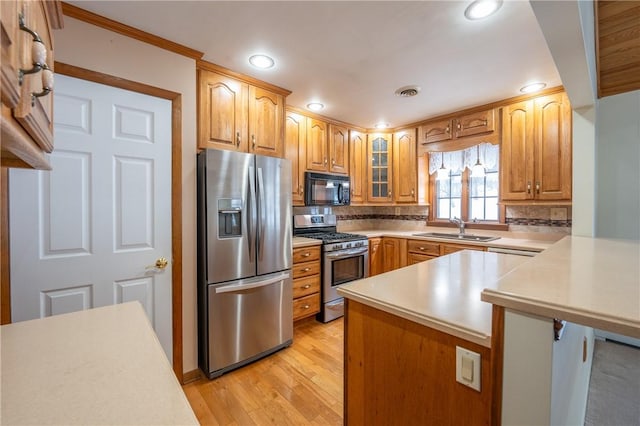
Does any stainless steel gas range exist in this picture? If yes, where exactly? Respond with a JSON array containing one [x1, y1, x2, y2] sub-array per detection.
[[293, 213, 368, 322]]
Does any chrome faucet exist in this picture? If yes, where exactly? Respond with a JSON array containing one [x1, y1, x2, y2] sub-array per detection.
[[450, 217, 465, 235]]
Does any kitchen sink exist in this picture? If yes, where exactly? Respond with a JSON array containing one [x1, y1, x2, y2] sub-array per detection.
[[412, 232, 500, 242]]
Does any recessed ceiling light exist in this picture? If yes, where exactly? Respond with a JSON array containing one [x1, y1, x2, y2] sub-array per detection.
[[520, 82, 547, 93], [306, 102, 324, 111], [249, 54, 275, 69], [395, 85, 421, 97], [464, 0, 503, 20], [375, 122, 389, 129]]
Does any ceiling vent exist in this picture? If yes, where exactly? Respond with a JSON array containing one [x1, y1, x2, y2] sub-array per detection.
[[395, 85, 421, 97]]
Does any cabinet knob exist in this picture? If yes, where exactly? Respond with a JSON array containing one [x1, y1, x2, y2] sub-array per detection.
[[419, 247, 425, 251], [527, 182, 532, 194], [445, 126, 450, 134], [303, 305, 310, 309], [303, 284, 311, 289], [332, 159, 336, 165], [236, 132, 241, 146], [324, 157, 328, 165], [302, 267, 311, 272], [536, 182, 540, 194], [302, 252, 311, 257], [411, 188, 415, 196], [388, 191, 392, 198], [252, 135, 256, 148]]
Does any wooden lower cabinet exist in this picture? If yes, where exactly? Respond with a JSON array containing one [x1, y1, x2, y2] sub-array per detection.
[[407, 239, 439, 265], [368, 238, 382, 277], [292, 246, 321, 321], [381, 237, 407, 273], [344, 299, 493, 425], [440, 242, 486, 256]]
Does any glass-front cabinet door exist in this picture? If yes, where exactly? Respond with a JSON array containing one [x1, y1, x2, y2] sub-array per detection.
[[367, 133, 392, 203]]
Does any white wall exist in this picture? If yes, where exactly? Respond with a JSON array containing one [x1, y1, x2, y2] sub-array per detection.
[[502, 310, 595, 426], [54, 18, 199, 374], [595, 90, 640, 239]]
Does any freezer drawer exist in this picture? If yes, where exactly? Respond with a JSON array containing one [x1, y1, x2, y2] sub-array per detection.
[[206, 271, 293, 378]]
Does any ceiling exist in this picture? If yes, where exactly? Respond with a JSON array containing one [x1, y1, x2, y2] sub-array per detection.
[[66, 1, 562, 129]]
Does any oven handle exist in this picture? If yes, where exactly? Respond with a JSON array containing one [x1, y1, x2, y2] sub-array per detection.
[[326, 247, 368, 259]]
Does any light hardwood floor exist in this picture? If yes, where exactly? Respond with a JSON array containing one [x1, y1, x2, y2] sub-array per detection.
[[183, 317, 344, 425]]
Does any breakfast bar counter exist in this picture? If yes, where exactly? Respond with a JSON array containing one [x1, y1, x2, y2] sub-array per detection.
[[338, 250, 529, 347], [0, 302, 198, 425]]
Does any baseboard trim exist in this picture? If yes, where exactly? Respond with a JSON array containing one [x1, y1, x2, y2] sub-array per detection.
[[182, 368, 204, 384]]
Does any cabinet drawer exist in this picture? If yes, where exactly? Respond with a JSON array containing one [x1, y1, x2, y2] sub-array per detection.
[[407, 239, 440, 256], [293, 293, 320, 321], [440, 243, 486, 256], [293, 275, 320, 298], [407, 252, 437, 265], [293, 246, 321, 263], [292, 260, 321, 279]]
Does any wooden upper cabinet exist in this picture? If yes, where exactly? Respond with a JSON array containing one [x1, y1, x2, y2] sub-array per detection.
[[422, 118, 452, 144], [367, 133, 392, 203], [500, 92, 571, 202], [198, 70, 248, 152], [534, 92, 571, 200], [1, 0, 62, 170], [393, 128, 417, 203], [305, 118, 328, 171], [329, 123, 349, 174], [285, 110, 306, 205], [349, 130, 367, 204], [421, 108, 496, 146], [198, 66, 288, 158], [248, 86, 284, 157], [500, 100, 534, 201], [455, 109, 494, 138], [1, 0, 21, 109]]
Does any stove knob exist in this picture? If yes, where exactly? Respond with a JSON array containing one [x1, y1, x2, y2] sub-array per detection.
[[335, 244, 343, 250], [345, 243, 352, 248]]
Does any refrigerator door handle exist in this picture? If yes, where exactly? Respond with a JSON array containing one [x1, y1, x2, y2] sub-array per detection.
[[257, 167, 266, 260], [215, 272, 290, 294], [248, 166, 257, 260]]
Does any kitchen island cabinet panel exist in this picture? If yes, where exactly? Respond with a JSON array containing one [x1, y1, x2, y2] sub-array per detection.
[[345, 299, 492, 425]]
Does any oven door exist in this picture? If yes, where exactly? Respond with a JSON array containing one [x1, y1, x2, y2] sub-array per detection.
[[323, 247, 369, 303]]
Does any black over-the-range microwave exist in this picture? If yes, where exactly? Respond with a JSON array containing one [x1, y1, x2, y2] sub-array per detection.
[[304, 172, 350, 206]]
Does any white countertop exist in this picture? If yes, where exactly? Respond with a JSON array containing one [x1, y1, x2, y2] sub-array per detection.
[[352, 229, 556, 252], [482, 236, 640, 338], [292, 236, 322, 248], [0, 302, 198, 425], [337, 251, 529, 347]]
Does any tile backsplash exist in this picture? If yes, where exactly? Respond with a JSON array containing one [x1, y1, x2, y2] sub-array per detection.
[[505, 205, 572, 234], [332, 204, 572, 234], [334, 205, 429, 231]]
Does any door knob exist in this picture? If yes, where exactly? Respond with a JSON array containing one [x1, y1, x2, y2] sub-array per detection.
[[147, 257, 169, 270]]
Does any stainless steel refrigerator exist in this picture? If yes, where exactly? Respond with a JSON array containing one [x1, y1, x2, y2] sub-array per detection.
[[197, 149, 293, 379]]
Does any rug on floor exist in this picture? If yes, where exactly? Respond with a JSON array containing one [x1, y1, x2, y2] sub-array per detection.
[[585, 339, 640, 426]]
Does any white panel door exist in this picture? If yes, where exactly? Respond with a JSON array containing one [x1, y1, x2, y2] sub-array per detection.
[[9, 75, 173, 359]]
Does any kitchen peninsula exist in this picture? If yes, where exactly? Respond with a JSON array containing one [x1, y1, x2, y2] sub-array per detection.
[[338, 236, 640, 425]]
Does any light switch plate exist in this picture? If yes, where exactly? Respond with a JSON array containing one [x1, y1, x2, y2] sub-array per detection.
[[456, 346, 481, 391]]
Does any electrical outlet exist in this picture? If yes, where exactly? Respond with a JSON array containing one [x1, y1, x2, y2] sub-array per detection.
[[550, 207, 568, 221]]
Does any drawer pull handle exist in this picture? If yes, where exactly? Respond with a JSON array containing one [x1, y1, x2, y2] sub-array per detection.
[[302, 252, 311, 257], [303, 284, 311, 289], [419, 247, 425, 251], [303, 305, 310, 309], [302, 267, 311, 272]]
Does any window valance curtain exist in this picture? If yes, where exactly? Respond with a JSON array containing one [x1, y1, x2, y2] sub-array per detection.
[[428, 142, 499, 175]]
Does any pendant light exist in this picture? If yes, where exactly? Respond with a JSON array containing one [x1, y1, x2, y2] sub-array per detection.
[[436, 152, 449, 180], [471, 145, 485, 178]]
